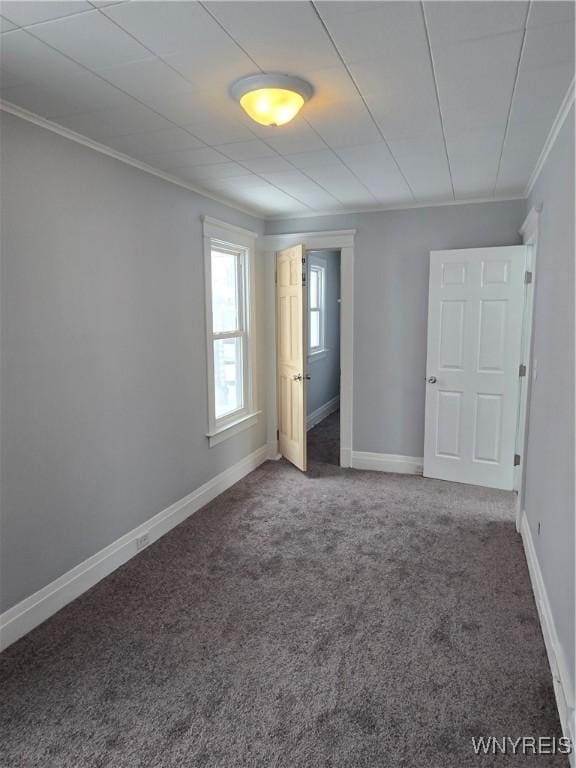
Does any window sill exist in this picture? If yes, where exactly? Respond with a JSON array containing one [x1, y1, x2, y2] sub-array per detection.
[[308, 349, 328, 361], [207, 410, 261, 447]]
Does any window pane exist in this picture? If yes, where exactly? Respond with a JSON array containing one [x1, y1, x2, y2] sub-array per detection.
[[310, 310, 320, 349], [212, 250, 240, 333], [309, 269, 319, 309], [214, 337, 243, 419]]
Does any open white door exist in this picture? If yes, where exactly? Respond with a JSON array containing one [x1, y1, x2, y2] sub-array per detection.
[[424, 246, 527, 490], [276, 245, 307, 471]]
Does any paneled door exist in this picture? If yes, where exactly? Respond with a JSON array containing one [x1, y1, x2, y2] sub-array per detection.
[[276, 245, 307, 471], [424, 246, 527, 490]]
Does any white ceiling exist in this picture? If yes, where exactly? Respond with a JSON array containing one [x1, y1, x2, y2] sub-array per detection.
[[0, 1, 573, 217]]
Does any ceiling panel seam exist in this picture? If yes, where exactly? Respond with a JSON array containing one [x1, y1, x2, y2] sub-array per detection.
[[0, 98, 265, 218], [198, 2, 381, 207], [10, 9, 318, 215], [197, 2, 346, 207], [0, 96, 529, 220], [5, 1, 557, 214], [88, 5, 321, 214], [492, 1, 532, 196], [420, 1, 455, 200], [198, 1, 376, 208], [266, 193, 527, 221], [1, 5, 95, 30], [5, 4, 369, 208], [311, 0, 418, 202]]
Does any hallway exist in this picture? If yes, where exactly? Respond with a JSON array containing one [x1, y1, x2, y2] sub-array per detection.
[[308, 410, 340, 467]]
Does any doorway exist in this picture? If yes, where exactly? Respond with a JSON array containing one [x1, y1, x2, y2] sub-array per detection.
[[306, 250, 341, 467], [265, 228, 355, 470]]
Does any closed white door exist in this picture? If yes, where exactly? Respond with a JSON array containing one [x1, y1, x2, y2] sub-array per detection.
[[424, 246, 527, 490]]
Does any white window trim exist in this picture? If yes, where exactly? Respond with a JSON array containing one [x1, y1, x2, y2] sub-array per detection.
[[206, 410, 262, 447], [203, 217, 259, 447], [308, 255, 327, 358]]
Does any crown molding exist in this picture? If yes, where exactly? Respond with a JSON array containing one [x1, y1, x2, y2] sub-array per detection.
[[525, 77, 575, 197], [1, 99, 530, 223], [0, 99, 262, 220], [202, 215, 258, 241], [266, 194, 527, 221], [519, 204, 542, 240]]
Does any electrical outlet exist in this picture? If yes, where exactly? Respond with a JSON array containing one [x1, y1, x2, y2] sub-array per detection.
[[136, 533, 150, 551]]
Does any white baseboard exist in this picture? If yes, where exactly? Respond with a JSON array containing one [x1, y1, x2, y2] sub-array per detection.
[[307, 395, 340, 431], [516, 498, 522, 533], [0, 442, 275, 652], [266, 440, 282, 461], [351, 450, 423, 475], [519, 510, 575, 761], [340, 447, 351, 468]]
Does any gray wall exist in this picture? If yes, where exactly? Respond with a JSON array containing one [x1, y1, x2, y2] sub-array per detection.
[[307, 250, 340, 417], [524, 105, 575, 687], [266, 199, 526, 456], [0, 112, 266, 612]]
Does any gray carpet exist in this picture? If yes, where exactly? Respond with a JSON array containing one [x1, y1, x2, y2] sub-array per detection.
[[0, 414, 564, 767], [308, 409, 340, 466]]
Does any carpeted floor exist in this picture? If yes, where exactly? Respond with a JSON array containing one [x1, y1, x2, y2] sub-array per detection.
[[308, 409, 340, 467], [0, 414, 564, 767]]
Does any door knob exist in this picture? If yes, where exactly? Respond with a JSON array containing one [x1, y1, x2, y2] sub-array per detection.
[[292, 373, 303, 381], [427, 376, 437, 384]]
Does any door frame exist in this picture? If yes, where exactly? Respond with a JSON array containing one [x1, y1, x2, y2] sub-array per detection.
[[262, 229, 356, 467], [515, 205, 541, 529]]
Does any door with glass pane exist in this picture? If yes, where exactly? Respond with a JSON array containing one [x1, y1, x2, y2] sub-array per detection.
[[276, 245, 307, 471]]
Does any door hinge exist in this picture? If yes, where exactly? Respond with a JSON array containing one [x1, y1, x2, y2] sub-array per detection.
[[519, 363, 527, 377], [514, 453, 521, 466], [525, 270, 533, 284], [302, 272, 306, 284], [276, 429, 279, 440]]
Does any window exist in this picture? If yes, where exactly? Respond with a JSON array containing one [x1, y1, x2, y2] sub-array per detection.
[[308, 261, 326, 356], [204, 218, 259, 446]]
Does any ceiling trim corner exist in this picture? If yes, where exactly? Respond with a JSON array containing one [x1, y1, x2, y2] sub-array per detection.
[[519, 204, 542, 240], [525, 76, 575, 198], [0, 99, 264, 221], [1, 100, 532, 224], [265, 195, 527, 222]]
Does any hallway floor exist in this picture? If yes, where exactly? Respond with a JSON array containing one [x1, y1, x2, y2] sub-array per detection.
[[0, 435, 563, 767], [307, 409, 340, 467]]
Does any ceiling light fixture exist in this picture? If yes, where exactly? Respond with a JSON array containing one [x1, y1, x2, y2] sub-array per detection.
[[230, 73, 314, 127]]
